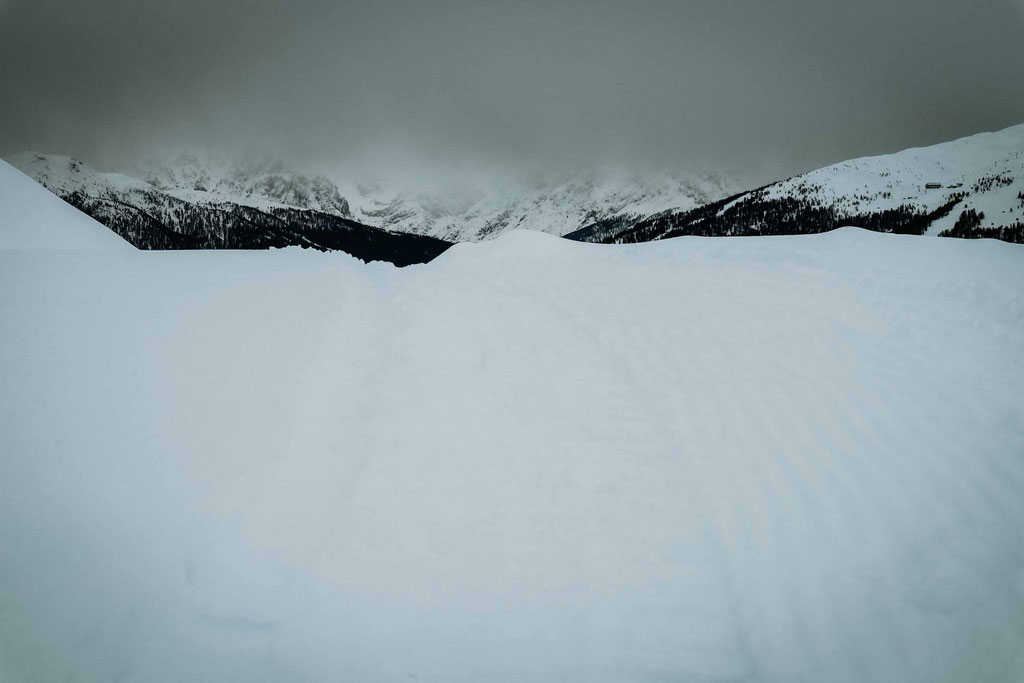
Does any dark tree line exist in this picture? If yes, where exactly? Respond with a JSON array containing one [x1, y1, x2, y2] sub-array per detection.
[[60, 192, 452, 266], [563, 213, 646, 242], [939, 208, 1024, 244], [971, 174, 1014, 193], [576, 189, 967, 245], [263, 207, 453, 266]]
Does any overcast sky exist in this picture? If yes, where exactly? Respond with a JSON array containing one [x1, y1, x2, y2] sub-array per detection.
[[2, 0, 1023, 187]]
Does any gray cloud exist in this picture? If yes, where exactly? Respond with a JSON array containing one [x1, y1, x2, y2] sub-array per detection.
[[1, 0, 1023, 186]]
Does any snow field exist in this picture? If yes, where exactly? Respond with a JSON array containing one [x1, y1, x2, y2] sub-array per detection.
[[0, 160, 132, 250], [1, 229, 1023, 681]]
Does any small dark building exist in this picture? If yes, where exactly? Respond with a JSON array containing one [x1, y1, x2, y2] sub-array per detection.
[[925, 182, 942, 190]]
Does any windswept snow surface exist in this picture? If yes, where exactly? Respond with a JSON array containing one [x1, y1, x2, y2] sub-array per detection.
[[0, 160, 131, 250], [1, 229, 1023, 681]]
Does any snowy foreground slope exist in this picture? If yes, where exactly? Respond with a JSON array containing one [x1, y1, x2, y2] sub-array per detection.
[[2, 228, 1024, 681], [0, 160, 131, 250]]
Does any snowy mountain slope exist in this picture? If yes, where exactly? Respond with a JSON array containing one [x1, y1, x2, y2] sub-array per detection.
[[0, 160, 132, 250], [137, 152, 353, 217], [344, 170, 740, 241], [12, 121, 1021, 247], [132, 153, 740, 242], [577, 123, 1024, 244], [2, 228, 1023, 681], [6, 153, 451, 264], [21, 150, 740, 243]]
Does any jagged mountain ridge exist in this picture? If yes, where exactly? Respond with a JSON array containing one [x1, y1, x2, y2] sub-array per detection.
[[128, 155, 742, 242], [7, 153, 451, 265], [569, 124, 1024, 244], [12, 123, 1023, 250], [344, 170, 741, 242], [137, 153, 352, 218]]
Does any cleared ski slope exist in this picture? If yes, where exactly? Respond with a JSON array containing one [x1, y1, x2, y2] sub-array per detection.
[[1, 223, 1023, 681]]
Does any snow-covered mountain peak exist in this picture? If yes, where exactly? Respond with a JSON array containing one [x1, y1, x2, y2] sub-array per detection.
[[773, 123, 1024, 197], [135, 153, 352, 217], [344, 167, 741, 241], [10, 148, 742, 243], [759, 123, 1024, 234], [595, 122, 1024, 244], [7, 152, 153, 198]]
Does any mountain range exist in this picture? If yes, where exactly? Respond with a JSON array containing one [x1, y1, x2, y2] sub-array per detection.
[[7, 153, 451, 266], [6, 124, 1023, 256], [341, 170, 741, 242], [136, 153, 353, 218], [568, 124, 1024, 244], [132, 153, 742, 243]]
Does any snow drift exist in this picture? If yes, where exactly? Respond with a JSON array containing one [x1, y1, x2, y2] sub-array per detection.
[[1, 220, 1023, 681]]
